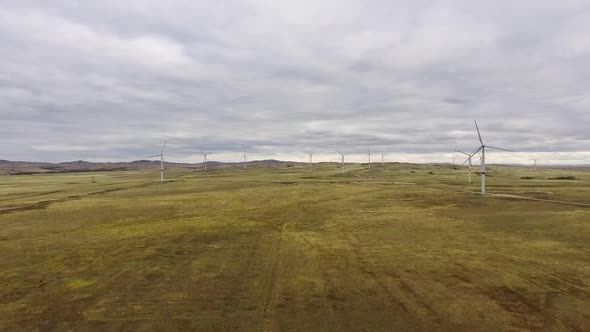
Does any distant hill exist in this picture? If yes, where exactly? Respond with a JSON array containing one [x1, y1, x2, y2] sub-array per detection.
[[0, 159, 299, 175], [1, 159, 588, 175]]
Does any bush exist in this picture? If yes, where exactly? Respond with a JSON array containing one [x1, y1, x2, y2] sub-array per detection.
[[548, 176, 577, 180], [520, 176, 535, 179]]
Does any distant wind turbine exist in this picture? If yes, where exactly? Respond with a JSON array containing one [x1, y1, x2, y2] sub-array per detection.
[[381, 153, 384, 167], [335, 149, 348, 174], [532, 159, 537, 171], [242, 152, 247, 170], [455, 149, 475, 183], [470, 121, 512, 195], [147, 141, 167, 183], [201, 152, 211, 172], [307, 152, 313, 170], [366, 148, 372, 169]]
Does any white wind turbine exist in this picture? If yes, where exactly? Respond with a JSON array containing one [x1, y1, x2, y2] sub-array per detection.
[[242, 152, 247, 170], [201, 152, 211, 172], [455, 149, 477, 183], [380, 153, 384, 167], [147, 141, 167, 183], [470, 121, 512, 195], [307, 152, 313, 170], [366, 148, 372, 169], [335, 149, 348, 174]]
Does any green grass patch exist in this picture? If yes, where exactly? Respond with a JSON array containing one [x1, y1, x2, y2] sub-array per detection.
[[67, 279, 95, 289]]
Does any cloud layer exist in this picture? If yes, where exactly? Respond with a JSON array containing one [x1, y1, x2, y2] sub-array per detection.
[[1, 1, 589, 164]]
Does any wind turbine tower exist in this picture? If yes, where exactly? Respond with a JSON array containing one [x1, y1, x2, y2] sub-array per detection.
[[381, 153, 384, 167], [201, 152, 211, 172], [147, 141, 167, 183], [455, 149, 474, 183], [366, 148, 372, 169], [335, 149, 347, 174], [471, 121, 511, 195], [242, 152, 247, 170], [307, 152, 313, 170]]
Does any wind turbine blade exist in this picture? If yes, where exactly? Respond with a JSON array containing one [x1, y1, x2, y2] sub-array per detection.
[[147, 154, 161, 158], [161, 141, 167, 154], [486, 146, 513, 152], [469, 146, 483, 158], [335, 149, 343, 156], [454, 149, 470, 156], [474, 120, 483, 145]]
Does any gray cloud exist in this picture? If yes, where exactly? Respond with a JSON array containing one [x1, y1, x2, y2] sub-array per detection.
[[1, 0, 589, 163]]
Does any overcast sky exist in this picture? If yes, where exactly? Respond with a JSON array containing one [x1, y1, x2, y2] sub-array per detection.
[[1, 1, 589, 164]]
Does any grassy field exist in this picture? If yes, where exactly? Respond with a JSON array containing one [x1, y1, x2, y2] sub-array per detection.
[[1, 163, 589, 331]]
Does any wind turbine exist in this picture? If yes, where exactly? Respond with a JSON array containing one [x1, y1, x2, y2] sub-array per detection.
[[532, 159, 537, 171], [366, 148, 372, 169], [335, 149, 348, 174], [147, 141, 167, 183], [470, 121, 511, 195], [455, 149, 475, 183], [201, 152, 211, 172], [381, 153, 384, 167], [242, 152, 247, 170], [307, 152, 313, 170]]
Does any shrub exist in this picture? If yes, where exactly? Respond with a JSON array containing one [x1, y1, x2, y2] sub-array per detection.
[[548, 176, 577, 180]]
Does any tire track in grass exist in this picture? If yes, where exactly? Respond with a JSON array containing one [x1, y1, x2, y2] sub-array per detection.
[[259, 187, 302, 331], [345, 233, 439, 324], [298, 235, 349, 329], [0, 182, 156, 215], [219, 233, 264, 323], [489, 193, 590, 207], [259, 222, 289, 331], [0, 189, 71, 202]]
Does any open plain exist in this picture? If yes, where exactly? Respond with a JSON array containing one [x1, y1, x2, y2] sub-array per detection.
[[1, 163, 589, 331]]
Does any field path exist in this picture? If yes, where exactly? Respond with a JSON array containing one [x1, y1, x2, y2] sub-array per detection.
[[0, 181, 155, 215], [259, 222, 291, 331], [489, 193, 590, 207]]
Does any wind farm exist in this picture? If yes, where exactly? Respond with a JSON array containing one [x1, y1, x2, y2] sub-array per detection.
[[1, 156, 590, 331], [2, 1, 590, 330], [1, 105, 589, 332]]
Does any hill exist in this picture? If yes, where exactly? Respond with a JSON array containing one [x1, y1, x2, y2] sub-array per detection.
[[0, 159, 298, 175]]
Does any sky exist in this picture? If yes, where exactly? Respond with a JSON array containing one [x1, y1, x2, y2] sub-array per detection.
[[1, 0, 589, 164]]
